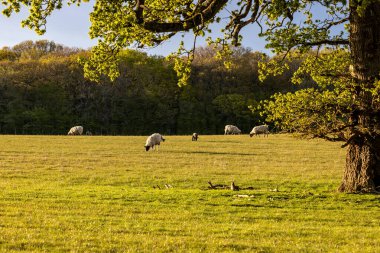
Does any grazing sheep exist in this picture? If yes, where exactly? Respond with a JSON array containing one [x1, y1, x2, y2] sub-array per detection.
[[145, 133, 165, 151], [67, 126, 83, 135], [85, 130, 93, 135], [250, 125, 269, 137], [224, 125, 242, 135], [192, 133, 199, 141]]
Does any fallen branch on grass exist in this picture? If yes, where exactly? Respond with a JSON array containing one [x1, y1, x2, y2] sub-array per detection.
[[234, 194, 255, 198], [208, 181, 229, 190], [153, 184, 173, 189], [208, 181, 255, 191]]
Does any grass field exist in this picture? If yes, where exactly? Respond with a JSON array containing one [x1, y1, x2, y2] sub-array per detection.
[[0, 134, 379, 252]]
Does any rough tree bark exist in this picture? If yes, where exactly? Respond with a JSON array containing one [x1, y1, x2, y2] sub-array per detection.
[[338, 1, 380, 192], [339, 138, 380, 192]]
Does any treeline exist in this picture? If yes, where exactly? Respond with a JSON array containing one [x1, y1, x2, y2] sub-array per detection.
[[0, 40, 308, 135]]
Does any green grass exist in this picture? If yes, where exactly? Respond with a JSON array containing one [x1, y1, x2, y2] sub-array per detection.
[[0, 134, 379, 252]]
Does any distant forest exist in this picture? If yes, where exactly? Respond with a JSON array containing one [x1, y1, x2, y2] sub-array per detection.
[[0, 40, 310, 135]]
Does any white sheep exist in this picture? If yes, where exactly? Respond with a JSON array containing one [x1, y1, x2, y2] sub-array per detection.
[[67, 126, 83, 135], [192, 133, 199, 141], [145, 133, 165, 151], [224, 125, 242, 135], [250, 125, 269, 137]]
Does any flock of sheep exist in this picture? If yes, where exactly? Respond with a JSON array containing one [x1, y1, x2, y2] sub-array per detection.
[[224, 124, 269, 137], [67, 124, 269, 151]]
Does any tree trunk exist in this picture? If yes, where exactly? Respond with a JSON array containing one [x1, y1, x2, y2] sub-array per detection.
[[339, 1, 380, 192], [339, 139, 380, 192]]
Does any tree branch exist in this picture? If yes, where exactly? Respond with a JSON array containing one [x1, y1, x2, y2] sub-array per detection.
[[229, 0, 263, 45], [137, 0, 228, 32], [134, 0, 145, 24], [302, 39, 349, 46]]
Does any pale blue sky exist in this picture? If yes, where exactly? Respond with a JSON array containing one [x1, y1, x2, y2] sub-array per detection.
[[0, 4, 96, 49], [0, 2, 271, 56]]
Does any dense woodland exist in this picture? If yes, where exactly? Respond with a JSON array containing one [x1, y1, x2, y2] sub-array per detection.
[[0, 40, 308, 135]]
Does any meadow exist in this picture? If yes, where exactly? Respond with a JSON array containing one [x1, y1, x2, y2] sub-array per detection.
[[0, 134, 379, 252]]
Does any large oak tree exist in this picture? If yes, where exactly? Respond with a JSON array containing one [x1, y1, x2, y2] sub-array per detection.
[[2, 0, 379, 192]]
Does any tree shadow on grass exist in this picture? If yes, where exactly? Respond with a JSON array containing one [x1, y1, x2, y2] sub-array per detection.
[[231, 203, 268, 208], [203, 140, 242, 143], [171, 150, 254, 156]]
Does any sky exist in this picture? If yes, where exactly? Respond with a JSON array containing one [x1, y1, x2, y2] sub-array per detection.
[[0, 2, 271, 56]]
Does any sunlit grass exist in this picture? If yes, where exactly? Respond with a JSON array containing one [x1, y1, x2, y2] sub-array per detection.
[[0, 134, 379, 252]]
